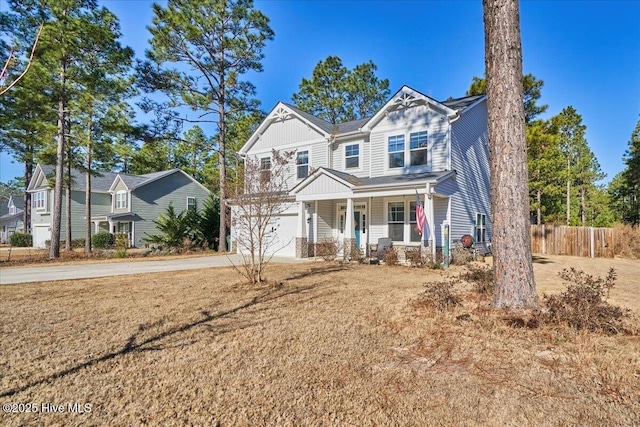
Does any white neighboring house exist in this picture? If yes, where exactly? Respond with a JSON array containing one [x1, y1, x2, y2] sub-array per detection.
[[231, 85, 492, 259], [0, 195, 25, 243], [27, 164, 211, 248]]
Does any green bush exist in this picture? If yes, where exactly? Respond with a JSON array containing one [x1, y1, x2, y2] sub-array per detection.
[[92, 232, 115, 249], [9, 232, 32, 247]]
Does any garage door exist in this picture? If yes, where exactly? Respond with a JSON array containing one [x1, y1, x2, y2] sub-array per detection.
[[32, 225, 51, 248], [236, 214, 297, 258]]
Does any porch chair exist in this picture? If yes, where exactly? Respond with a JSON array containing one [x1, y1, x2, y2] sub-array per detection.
[[370, 237, 393, 264]]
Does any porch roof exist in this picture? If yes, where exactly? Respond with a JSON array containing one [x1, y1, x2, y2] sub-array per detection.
[[91, 212, 141, 222], [290, 168, 456, 200]]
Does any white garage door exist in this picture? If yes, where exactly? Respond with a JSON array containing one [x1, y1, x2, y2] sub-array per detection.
[[236, 214, 298, 258], [270, 214, 297, 257], [32, 225, 51, 248]]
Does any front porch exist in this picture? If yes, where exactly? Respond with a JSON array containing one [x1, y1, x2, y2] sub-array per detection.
[[90, 213, 141, 247]]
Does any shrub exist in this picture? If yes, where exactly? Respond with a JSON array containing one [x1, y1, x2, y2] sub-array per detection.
[[115, 233, 129, 258], [450, 244, 474, 265], [405, 248, 442, 269], [315, 238, 341, 261], [413, 280, 461, 312], [461, 264, 494, 295], [348, 242, 365, 263], [383, 246, 399, 266], [9, 232, 32, 247], [535, 267, 628, 334], [92, 232, 115, 249], [71, 238, 85, 249]]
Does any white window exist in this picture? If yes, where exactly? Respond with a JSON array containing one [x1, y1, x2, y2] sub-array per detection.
[[409, 131, 428, 166], [187, 197, 196, 212], [296, 150, 309, 179], [260, 157, 271, 182], [476, 213, 486, 243], [116, 191, 128, 209], [345, 144, 359, 169], [32, 191, 46, 211], [388, 135, 405, 169], [9, 205, 16, 215], [387, 202, 405, 241]]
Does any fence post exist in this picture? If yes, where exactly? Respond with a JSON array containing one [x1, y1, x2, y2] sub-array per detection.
[[590, 227, 595, 258], [541, 224, 546, 255]]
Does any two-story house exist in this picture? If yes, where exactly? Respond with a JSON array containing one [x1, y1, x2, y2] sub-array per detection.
[[0, 195, 25, 243], [27, 164, 211, 248], [232, 85, 491, 259]]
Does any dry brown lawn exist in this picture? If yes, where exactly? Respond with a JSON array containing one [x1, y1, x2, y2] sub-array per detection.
[[1, 255, 639, 426]]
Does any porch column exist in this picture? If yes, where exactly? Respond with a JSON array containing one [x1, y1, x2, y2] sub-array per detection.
[[422, 184, 436, 260], [295, 201, 308, 258], [94, 221, 100, 235], [344, 198, 354, 259]]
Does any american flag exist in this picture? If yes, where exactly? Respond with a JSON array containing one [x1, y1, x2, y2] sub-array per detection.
[[415, 190, 427, 237]]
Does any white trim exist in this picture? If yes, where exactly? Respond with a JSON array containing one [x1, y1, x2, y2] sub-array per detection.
[[343, 142, 362, 171], [456, 95, 487, 116], [187, 196, 196, 211], [32, 190, 47, 212], [295, 148, 311, 181], [383, 127, 432, 176], [115, 190, 128, 210]]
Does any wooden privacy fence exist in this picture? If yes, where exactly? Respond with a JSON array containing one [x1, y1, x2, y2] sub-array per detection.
[[530, 225, 615, 258]]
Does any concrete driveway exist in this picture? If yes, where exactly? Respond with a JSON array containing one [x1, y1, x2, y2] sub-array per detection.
[[0, 254, 306, 285]]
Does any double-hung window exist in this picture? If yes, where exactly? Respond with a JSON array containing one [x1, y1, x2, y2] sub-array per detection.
[[296, 150, 309, 179], [345, 144, 359, 169], [116, 191, 128, 209], [32, 191, 46, 211], [409, 131, 428, 166], [260, 157, 271, 182], [387, 202, 405, 241], [187, 197, 196, 212], [475, 213, 486, 243], [388, 135, 405, 168]]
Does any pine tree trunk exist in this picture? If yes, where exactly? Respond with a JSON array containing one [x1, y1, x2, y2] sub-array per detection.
[[85, 111, 92, 254], [50, 59, 66, 259], [23, 163, 32, 233], [483, 0, 537, 308], [581, 187, 586, 226], [66, 146, 72, 251], [566, 159, 571, 225], [536, 189, 541, 225], [217, 47, 227, 253]]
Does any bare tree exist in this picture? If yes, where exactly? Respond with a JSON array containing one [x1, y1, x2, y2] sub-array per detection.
[[483, 0, 538, 308], [230, 149, 295, 284], [0, 23, 43, 97]]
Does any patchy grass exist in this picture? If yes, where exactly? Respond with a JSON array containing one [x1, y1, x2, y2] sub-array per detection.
[[1, 257, 639, 426]]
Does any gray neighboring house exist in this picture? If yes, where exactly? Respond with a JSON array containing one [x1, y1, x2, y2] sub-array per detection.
[[233, 85, 491, 258], [0, 195, 25, 243], [27, 164, 211, 248]]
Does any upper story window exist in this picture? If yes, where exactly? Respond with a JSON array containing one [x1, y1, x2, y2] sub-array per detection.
[[345, 144, 359, 169], [260, 157, 271, 182], [388, 131, 429, 170], [9, 205, 16, 215], [32, 191, 46, 211], [475, 213, 486, 243], [187, 197, 196, 212], [116, 191, 128, 209], [296, 150, 309, 179], [409, 131, 428, 166], [388, 135, 405, 169]]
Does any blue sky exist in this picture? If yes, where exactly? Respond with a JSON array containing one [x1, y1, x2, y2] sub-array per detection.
[[1, 0, 639, 185]]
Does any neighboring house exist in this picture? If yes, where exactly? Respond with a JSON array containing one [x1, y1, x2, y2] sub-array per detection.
[[232, 85, 491, 258], [27, 164, 211, 248], [0, 195, 25, 243]]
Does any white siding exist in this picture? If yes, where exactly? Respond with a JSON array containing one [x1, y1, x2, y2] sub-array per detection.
[[251, 116, 324, 151], [368, 197, 385, 243], [449, 101, 491, 251], [433, 197, 449, 247], [316, 200, 333, 239], [297, 175, 351, 196], [368, 104, 450, 177]]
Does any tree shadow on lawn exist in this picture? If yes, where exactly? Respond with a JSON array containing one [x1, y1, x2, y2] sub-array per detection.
[[282, 263, 350, 281], [532, 256, 554, 264], [1, 281, 332, 398]]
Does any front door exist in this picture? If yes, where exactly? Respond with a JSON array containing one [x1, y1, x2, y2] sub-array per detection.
[[336, 203, 366, 251]]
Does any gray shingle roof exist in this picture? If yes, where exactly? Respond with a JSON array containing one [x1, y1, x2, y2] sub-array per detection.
[[442, 94, 485, 111], [319, 168, 452, 188], [282, 103, 372, 136], [36, 165, 181, 192]]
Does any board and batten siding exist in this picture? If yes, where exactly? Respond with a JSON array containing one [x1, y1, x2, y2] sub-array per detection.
[[449, 100, 491, 250], [297, 175, 351, 197], [131, 172, 210, 247], [250, 116, 325, 152]]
